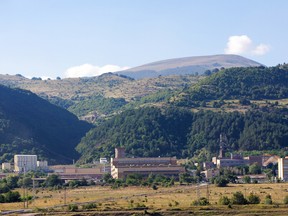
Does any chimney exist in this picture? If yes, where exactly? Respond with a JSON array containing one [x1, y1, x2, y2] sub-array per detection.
[[115, 147, 126, 158]]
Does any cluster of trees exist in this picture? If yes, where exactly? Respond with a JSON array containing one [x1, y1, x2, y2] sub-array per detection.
[[68, 94, 127, 118], [177, 66, 288, 107], [0, 175, 23, 203], [102, 173, 175, 189], [0, 173, 93, 203], [76, 106, 288, 163], [219, 191, 261, 205]]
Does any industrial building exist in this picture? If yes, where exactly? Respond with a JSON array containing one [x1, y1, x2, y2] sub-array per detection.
[[211, 134, 265, 169], [278, 157, 288, 181], [111, 147, 185, 179], [37, 160, 48, 170], [14, 154, 37, 172], [49, 165, 109, 180], [2, 162, 11, 171]]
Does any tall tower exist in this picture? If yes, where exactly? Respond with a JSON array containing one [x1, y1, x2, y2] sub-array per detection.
[[218, 133, 227, 159], [115, 147, 126, 159]]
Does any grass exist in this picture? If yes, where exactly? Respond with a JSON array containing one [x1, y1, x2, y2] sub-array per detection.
[[2, 182, 288, 215]]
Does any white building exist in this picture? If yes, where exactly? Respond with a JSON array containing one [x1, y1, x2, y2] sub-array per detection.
[[37, 160, 48, 170], [100, 158, 108, 164], [14, 155, 37, 172], [2, 162, 11, 171], [278, 157, 288, 181]]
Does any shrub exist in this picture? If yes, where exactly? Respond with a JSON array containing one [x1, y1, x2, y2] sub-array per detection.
[[219, 196, 230, 205], [265, 194, 272, 205], [247, 193, 260, 204], [214, 176, 229, 187], [0, 194, 5, 203], [82, 203, 97, 210], [4, 191, 21, 203], [231, 191, 247, 205], [192, 197, 209, 206], [0, 183, 10, 193], [67, 204, 78, 212], [152, 184, 158, 190], [243, 176, 251, 184], [284, 195, 288, 204]]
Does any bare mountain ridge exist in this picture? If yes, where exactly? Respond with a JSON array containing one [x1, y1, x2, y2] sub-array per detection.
[[116, 54, 263, 79]]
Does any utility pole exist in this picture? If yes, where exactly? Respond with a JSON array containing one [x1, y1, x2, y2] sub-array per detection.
[[196, 181, 200, 200], [23, 164, 26, 209], [33, 178, 35, 201], [206, 183, 209, 202], [64, 187, 67, 205]]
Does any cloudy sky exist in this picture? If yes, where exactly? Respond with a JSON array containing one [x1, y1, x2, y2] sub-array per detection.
[[0, 0, 287, 79]]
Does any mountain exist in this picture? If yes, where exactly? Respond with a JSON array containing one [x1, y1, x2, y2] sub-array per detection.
[[0, 85, 92, 164], [77, 64, 288, 162], [116, 54, 263, 79], [0, 73, 201, 122]]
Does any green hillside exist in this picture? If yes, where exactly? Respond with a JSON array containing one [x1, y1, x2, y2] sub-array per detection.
[[76, 65, 288, 162], [76, 106, 288, 163], [0, 85, 92, 164], [175, 65, 288, 107]]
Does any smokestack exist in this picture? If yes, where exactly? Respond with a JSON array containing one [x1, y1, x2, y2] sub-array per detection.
[[115, 147, 126, 158]]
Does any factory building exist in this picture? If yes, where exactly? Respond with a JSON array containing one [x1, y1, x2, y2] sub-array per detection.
[[111, 147, 185, 179], [14, 155, 37, 172], [2, 162, 11, 171]]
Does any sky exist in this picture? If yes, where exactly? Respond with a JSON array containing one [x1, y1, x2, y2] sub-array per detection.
[[0, 0, 287, 79]]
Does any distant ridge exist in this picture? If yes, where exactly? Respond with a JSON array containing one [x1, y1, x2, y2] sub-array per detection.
[[116, 54, 263, 79]]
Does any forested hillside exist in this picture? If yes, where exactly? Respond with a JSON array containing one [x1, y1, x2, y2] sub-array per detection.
[[0, 85, 92, 164], [76, 106, 288, 163], [175, 65, 288, 107]]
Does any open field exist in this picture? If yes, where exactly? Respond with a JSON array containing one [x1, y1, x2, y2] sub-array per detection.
[[1, 183, 288, 215]]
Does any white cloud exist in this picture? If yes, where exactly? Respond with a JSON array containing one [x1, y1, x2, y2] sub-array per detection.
[[225, 35, 252, 55], [225, 35, 270, 56], [251, 44, 270, 56], [64, 64, 130, 78]]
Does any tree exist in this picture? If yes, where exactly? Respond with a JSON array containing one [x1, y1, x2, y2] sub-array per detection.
[[125, 173, 143, 186], [247, 193, 260, 204], [283, 195, 288, 204], [4, 191, 21, 202], [204, 70, 212, 76], [243, 176, 251, 184], [231, 191, 247, 205], [44, 174, 63, 187], [214, 176, 228, 187], [239, 98, 251, 106], [102, 173, 114, 184], [0, 194, 5, 203], [6, 175, 19, 189], [265, 194, 272, 205], [192, 197, 209, 206], [18, 177, 32, 187], [249, 163, 261, 174], [219, 196, 230, 205], [0, 183, 10, 193]]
